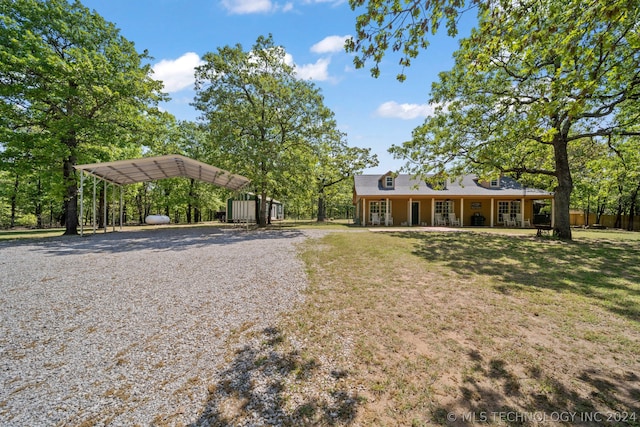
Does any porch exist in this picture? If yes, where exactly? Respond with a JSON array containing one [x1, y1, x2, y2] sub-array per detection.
[[355, 196, 555, 229]]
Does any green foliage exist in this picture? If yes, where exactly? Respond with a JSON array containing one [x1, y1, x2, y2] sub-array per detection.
[[378, 0, 640, 238], [0, 0, 165, 233], [194, 34, 373, 226], [347, 0, 478, 80]]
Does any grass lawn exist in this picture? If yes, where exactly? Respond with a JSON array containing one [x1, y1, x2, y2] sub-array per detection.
[[3, 224, 639, 425], [258, 229, 640, 426]]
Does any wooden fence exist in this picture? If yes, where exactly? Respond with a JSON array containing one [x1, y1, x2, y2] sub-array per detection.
[[569, 211, 640, 231]]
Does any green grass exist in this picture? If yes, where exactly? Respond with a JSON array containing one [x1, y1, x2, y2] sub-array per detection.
[[0, 227, 67, 240], [6, 222, 638, 424], [271, 229, 640, 425]]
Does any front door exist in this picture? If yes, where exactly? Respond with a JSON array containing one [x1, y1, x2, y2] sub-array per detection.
[[411, 202, 420, 226]]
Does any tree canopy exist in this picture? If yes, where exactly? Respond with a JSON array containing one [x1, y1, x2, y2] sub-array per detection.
[[0, 0, 164, 234], [350, 0, 640, 238], [194, 35, 376, 226]]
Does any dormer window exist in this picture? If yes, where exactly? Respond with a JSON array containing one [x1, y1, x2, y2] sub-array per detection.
[[385, 176, 394, 188], [490, 178, 500, 187]]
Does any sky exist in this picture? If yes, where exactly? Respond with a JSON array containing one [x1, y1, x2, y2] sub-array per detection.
[[81, 0, 476, 174]]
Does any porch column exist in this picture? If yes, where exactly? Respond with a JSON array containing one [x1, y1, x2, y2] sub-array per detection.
[[490, 198, 495, 227], [431, 198, 435, 226], [386, 198, 390, 226], [363, 198, 366, 226], [521, 197, 526, 227], [408, 198, 412, 226], [460, 198, 464, 227], [551, 198, 555, 228]]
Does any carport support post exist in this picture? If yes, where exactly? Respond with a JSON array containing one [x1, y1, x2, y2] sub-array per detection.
[[103, 180, 107, 234], [112, 185, 116, 232], [92, 175, 97, 235], [79, 171, 84, 237], [120, 186, 123, 231]]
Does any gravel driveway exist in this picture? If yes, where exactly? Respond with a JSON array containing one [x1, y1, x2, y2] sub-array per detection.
[[0, 226, 327, 426]]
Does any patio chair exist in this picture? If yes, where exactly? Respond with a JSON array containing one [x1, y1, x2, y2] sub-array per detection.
[[515, 213, 530, 227], [371, 213, 380, 225], [448, 212, 461, 226], [501, 213, 515, 227], [434, 213, 447, 226]]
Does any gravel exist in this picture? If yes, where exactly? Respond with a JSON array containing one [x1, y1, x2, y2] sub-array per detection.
[[0, 226, 330, 426]]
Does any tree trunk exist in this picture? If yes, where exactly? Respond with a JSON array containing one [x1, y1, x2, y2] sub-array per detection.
[[628, 181, 640, 231], [35, 178, 43, 229], [98, 186, 105, 229], [259, 192, 268, 227], [187, 178, 195, 224], [317, 188, 327, 222], [596, 199, 606, 224], [614, 184, 624, 228], [585, 193, 590, 227], [62, 154, 79, 235], [553, 140, 572, 240], [10, 174, 18, 228]]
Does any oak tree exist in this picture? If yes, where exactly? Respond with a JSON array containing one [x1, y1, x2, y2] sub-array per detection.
[[0, 0, 163, 234], [350, 0, 640, 239]]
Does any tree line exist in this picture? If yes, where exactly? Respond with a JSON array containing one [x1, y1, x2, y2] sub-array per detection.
[[3, 0, 638, 239], [0, 0, 377, 233]]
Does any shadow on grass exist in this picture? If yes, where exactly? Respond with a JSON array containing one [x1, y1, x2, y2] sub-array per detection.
[[430, 350, 640, 426], [386, 232, 640, 425], [393, 231, 640, 323], [190, 327, 359, 426]]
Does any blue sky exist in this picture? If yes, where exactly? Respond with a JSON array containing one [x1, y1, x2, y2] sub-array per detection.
[[81, 0, 476, 173]]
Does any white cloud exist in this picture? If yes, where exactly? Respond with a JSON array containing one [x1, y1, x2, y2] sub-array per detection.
[[283, 52, 331, 81], [375, 101, 436, 120], [294, 57, 331, 81], [221, 0, 341, 14], [310, 35, 350, 54], [302, 0, 348, 5], [220, 0, 283, 14], [152, 52, 204, 93]]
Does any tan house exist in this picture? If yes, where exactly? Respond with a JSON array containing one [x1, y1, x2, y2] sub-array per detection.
[[353, 172, 555, 228]]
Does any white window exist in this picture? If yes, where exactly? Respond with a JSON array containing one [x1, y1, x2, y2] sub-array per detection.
[[435, 200, 454, 215], [490, 178, 500, 187], [370, 200, 392, 222], [385, 176, 393, 188], [498, 201, 521, 222]]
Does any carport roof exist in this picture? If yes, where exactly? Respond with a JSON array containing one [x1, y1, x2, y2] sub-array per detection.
[[75, 154, 250, 191]]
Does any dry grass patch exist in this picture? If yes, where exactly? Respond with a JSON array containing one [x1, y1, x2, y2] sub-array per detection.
[[277, 231, 640, 426]]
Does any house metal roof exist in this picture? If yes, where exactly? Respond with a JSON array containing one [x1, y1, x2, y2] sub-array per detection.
[[354, 174, 553, 198], [75, 154, 251, 191]]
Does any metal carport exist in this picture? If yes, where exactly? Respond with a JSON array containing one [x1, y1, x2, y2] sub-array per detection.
[[74, 154, 251, 236]]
